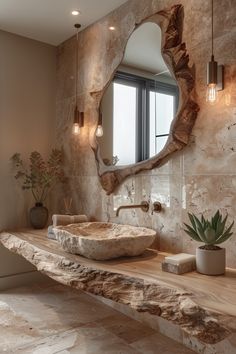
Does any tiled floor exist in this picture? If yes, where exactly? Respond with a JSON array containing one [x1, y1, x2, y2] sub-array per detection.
[[0, 282, 195, 353]]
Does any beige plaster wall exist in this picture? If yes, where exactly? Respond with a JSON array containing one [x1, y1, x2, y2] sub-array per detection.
[[0, 30, 56, 280], [56, 0, 236, 267]]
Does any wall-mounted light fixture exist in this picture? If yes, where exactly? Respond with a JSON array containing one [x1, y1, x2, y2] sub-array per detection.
[[95, 111, 104, 137], [206, 0, 224, 104], [72, 110, 84, 135], [72, 23, 84, 136]]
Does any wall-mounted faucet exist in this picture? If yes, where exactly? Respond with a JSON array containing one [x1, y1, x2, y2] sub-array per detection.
[[116, 201, 149, 217]]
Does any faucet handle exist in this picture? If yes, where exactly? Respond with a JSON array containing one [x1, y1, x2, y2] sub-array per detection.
[[140, 201, 149, 213], [152, 201, 162, 213]]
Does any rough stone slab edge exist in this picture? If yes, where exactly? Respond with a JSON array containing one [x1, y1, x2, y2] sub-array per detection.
[[91, 294, 236, 354], [0, 232, 231, 345]]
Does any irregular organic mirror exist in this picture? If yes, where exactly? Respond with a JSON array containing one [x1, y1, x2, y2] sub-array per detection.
[[91, 5, 199, 194], [99, 22, 179, 167]]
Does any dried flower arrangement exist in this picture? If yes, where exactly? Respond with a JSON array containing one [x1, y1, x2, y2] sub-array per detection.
[[11, 149, 65, 203]]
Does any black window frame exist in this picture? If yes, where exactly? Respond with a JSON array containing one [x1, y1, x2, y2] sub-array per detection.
[[113, 71, 179, 162]]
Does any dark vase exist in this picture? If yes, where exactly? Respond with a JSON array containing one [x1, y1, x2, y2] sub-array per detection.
[[30, 202, 48, 229]]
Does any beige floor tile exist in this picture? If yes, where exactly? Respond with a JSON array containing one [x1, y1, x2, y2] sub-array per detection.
[[15, 327, 140, 354], [0, 283, 195, 354], [0, 299, 41, 352], [59, 332, 140, 354], [97, 315, 156, 344], [131, 332, 195, 354], [0, 284, 118, 351], [14, 329, 81, 353]]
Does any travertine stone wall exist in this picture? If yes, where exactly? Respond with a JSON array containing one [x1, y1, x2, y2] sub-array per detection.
[[56, 0, 236, 267]]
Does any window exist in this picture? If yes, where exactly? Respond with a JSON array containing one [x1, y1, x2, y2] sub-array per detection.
[[149, 91, 175, 156], [113, 72, 178, 164], [113, 82, 137, 165]]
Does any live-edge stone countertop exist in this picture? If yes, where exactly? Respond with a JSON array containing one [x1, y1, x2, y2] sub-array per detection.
[[1, 229, 236, 350]]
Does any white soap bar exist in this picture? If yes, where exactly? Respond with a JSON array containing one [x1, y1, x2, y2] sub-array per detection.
[[165, 253, 196, 265]]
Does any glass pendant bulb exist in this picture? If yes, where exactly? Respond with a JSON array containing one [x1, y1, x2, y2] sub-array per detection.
[[72, 122, 80, 135], [206, 83, 218, 104], [96, 124, 104, 137]]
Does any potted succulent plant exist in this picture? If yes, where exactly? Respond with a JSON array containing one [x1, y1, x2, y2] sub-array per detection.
[[184, 210, 234, 275], [11, 149, 65, 229]]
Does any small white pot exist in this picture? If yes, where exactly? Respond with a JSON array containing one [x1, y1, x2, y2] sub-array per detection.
[[196, 247, 225, 275]]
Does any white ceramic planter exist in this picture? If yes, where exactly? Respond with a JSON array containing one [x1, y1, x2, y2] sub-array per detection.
[[196, 247, 225, 275]]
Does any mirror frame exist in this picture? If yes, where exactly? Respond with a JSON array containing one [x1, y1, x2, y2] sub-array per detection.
[[90, 4, 199, 195]]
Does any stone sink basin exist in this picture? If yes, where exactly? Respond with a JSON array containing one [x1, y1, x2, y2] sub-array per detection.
[[53, 222, 156, 260]]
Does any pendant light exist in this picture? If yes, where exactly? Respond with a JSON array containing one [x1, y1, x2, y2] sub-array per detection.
[[72, 23, 84, 135], [96, 111, 104, 137], [206, 0, 224, 104]]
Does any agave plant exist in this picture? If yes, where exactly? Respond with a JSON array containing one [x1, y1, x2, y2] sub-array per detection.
[[184, 210, 234, 249]]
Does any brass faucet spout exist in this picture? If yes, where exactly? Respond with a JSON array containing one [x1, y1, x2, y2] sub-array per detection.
[[116, 201, 149, 217]]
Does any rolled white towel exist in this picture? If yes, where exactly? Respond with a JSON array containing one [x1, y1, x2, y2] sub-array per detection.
[[48, 225, 57, 240], [52, 214, 88, 227]]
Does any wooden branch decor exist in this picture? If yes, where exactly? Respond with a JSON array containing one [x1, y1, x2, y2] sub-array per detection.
[[91, 4, 199, 194]]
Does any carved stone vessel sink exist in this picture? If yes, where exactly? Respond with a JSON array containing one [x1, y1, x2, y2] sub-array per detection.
[[53, 222, 156, 260]]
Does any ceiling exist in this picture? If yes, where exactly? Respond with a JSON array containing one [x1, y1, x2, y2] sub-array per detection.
[[123, 22, 169, 76], [0, 0, 127, 45]]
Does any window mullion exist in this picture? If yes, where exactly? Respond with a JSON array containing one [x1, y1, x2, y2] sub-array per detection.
[[144, 81, 150, 161], [136, 83, 143, 163]]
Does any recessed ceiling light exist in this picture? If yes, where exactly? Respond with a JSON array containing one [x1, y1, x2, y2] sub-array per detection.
[[109, 26, 116, 31], [72, 10, 80, 16]]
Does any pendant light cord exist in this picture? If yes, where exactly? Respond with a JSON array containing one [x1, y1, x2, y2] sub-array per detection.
[[74, 23, 81, 109], [75, 28, 79, 108], [211, 0, 214, 59], [154, 79, 157, 154]]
